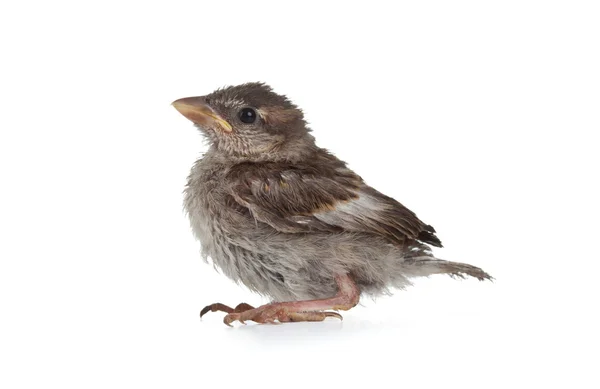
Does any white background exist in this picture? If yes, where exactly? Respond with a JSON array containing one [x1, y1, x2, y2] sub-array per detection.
[[1, 1, 598, 388]]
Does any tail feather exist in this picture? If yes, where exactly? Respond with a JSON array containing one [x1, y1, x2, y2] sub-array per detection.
[[436, 260, 493, 281], [404, 257, 493, 281]]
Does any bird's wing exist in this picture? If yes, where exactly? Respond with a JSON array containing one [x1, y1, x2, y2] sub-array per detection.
[[226, 159, 442, 247]]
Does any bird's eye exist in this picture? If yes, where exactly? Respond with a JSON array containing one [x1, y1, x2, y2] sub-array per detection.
[[239, 108, 257, 124]]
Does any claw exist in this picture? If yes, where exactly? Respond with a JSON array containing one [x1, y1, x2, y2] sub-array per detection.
[[199, 306, 211, 318], [324, 311, 343, 321]]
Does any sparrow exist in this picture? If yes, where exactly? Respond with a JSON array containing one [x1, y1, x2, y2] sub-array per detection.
[[172, 82, 492, 326]]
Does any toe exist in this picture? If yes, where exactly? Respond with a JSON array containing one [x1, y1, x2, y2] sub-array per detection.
[[234, 303, 255, 313], [223, 313, 240, 327], [200, 303, 234, 318]]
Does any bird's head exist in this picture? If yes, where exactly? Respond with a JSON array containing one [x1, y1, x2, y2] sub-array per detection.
[[172, 82, 313, 159]]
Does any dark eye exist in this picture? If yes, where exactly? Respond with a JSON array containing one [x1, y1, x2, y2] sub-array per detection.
[[239, 108, 257, 124]]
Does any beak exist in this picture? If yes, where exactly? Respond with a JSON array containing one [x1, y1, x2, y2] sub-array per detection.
[[172, 97, 233, 133]]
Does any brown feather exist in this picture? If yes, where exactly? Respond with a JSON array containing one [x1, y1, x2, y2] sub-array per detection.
[[226, 149, 443, 247]]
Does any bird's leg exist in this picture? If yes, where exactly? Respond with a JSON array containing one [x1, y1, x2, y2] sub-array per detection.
[[222, 273, 360, 326], [200, 302, 255, 318]]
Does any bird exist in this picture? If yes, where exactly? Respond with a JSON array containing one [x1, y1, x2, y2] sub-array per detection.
[[172, 82, 492, 326]]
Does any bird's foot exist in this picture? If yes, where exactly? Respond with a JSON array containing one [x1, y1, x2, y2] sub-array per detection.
[[223, 303, 343, 326], [200, 302, 254, 318], [200, 273, 359, 327]]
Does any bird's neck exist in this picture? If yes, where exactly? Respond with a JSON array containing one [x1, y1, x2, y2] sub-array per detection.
[[209, 134, 318, 164]]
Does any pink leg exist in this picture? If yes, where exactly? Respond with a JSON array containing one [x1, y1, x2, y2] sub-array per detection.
[[223, 273, 360, 326]]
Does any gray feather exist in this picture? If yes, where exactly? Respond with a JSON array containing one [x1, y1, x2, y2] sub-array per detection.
[[181, 82, 491, 302]]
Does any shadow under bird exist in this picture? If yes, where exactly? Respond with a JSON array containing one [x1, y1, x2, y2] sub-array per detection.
[[172, 83, 492, 326]]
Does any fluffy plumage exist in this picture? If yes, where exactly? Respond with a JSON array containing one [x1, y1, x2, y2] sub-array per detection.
[[177, 83, 491, 305]]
